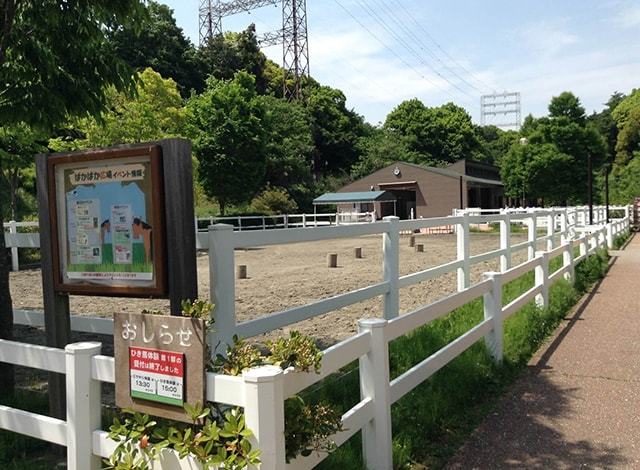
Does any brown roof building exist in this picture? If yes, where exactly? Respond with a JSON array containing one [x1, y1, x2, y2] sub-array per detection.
[[337, 160, 504, 219]]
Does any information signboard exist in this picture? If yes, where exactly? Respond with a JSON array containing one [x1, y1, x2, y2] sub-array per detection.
[[47, 145, 167, 296], [114, 312, 205, 422]]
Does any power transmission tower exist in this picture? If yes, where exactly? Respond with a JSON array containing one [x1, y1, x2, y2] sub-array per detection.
[[480, 92, 521, 130], [198, 0, 309, 101]]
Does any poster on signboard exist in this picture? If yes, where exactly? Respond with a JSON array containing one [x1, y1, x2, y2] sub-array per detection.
[[48, 145, 167, 296], [114, 312, 206, 422]]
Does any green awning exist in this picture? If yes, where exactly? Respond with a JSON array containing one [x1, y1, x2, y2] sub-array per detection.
[[313, 191, 397, 205]]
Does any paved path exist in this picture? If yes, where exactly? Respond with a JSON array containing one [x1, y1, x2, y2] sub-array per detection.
[[448, 234, 640, 469]]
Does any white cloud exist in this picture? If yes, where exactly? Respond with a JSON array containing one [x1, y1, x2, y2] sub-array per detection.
[[517, 19, 579, 57], [611, 3, 640, 28]]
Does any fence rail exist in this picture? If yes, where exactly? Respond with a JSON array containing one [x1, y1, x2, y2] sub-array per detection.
[[0, 206, 631, 469]]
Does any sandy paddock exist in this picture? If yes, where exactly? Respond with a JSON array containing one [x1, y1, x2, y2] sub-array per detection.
[[10, 232, 536, 347]]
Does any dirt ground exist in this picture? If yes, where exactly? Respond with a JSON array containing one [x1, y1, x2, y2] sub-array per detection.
[[10, 232, 532, 347]]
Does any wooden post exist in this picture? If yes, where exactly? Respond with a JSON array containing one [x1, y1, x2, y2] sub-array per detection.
[[36, 153, 71, 420], [415, 244, 424, 253], [409, 235, 415, 247], [354, 247, 363, 259], [237, 264, 247, 279], [327, 253, 338, 268], [358, 319, 392, 470], [499, 210, 511, 271], [563, 240, 574, 283], [456, 212, 470, 291], [382, 216, 400, 320], [9, 220, 18, 272], [158, 139, 198, 315], [243, 366, 286, 470], [535, 251, 549, 309], [209, 224, 236, 352], [482, 272, 503, 363], [527, 211, 537, 260], [65, 342, 102, 470]]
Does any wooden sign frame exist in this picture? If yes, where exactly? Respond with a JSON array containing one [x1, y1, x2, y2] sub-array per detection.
[[46, 144, 168, 297]]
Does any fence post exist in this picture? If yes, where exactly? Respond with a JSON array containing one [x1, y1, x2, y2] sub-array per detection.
[[546, 212, 555, 251], [242, 365, 286, 470], [606, 223, 614, 249], [284, 214, 289, 229], [9, 220, 19, 272], [560, 209, 568, 243], [358, 318, 392, 470], [65, 342, 102, 470], [500, 210, 511, 271], [208, 224, 236, 353], [535, 251, 549, 309], [302, 213, 307, 228], [456, 212, 470, 291], [482, 272, 503, 363], [563, 240, 574, 283], [383, 216, 400, 320], [527, 210, 537, 260], [579, 234, 587, 258]]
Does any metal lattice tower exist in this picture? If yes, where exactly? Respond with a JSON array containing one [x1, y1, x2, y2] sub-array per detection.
[[199, 0, 310, 101], [480, 92, 522, 130]]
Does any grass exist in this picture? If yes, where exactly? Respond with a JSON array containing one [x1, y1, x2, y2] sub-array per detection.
[[68, 243, 152, 273], [309, 248, 610, 469], [0, 390, 64, 469]]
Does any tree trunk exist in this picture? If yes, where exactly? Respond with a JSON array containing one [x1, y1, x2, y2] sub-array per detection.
[[219, 200, 226, 216], [0, 208, 16, 398]]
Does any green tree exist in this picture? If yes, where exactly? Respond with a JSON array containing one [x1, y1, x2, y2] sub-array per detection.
[[307, 85, 366, 176], [474, 125, 519, 165], [187, 72, 267, 215], [384, 99, 479, 165], [500, 142, 573, 205], [612, 89, 640, 164], [50, 68, 186, 151], [0, 124, 46, 220], [0, 0, 146, 398], [351, 127, 418, 179], [110, 1, 203, 96], [250, 187, 299, 215], [257, 95, 314, 204], [548, 91, 586, 124], [197, 25, 268, 95]]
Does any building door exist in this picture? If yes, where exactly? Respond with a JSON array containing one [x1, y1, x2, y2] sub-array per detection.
[[388, 190, 416, 220]]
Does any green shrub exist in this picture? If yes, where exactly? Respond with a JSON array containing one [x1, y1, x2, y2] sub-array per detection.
[[250, 187, 298, 215]]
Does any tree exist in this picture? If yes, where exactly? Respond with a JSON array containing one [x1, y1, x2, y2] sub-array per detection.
[[197, 25, 268, 95], [474, 125, 519, 165], [0, 0, 146, 398], [588, 92, 626, 164], [612, 89, 640, 164], [250, 187, 298, 215], [110, 2, 203, 96], [500, 142, 573, 205], [0, 124, 46, 220], [49, 68, 186, 151], [351, 127, 418, 179], [384, 99, 479, 165], [307, 85, 366, 176], [548, 91, 586, 124], [257, 95, 314, 205], [187, 72, 267, 215]]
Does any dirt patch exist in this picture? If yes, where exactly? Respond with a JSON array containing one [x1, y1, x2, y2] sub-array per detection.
[[10, 232, 529, 348]]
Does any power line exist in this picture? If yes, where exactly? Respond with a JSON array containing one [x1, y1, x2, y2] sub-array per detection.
[[347, 0, 476, 106], [371, 0, 485, 95], [331, 0, 468, 106], [388, 0, 496, 92]]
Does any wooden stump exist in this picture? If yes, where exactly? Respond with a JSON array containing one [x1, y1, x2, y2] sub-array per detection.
[[409, 235, 415, 247], [354, 247, 363, 259], [327, 253, 338, 268], [237, 265, 247, 279], [415, 244, 424, 253]]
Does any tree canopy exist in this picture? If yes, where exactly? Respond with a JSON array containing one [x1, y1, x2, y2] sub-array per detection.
[[187, 72, 267, 215]]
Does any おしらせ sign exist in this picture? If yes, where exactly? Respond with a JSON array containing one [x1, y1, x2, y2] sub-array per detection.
[[114, 312, 206, 422]]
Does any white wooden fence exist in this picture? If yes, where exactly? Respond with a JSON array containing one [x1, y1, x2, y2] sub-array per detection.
[[1, 206, 632, 469]]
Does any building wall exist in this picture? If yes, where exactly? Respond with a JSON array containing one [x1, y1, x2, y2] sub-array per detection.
[[338, 162, 467, 218]]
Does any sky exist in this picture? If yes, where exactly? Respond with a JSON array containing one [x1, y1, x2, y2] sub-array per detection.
[[165, 0, 640, 125]]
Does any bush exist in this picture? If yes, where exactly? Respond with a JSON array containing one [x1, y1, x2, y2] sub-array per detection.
[[250, 187, 298, 215]]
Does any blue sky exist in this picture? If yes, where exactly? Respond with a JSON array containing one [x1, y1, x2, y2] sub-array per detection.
[[165, 0, 640, 125]]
